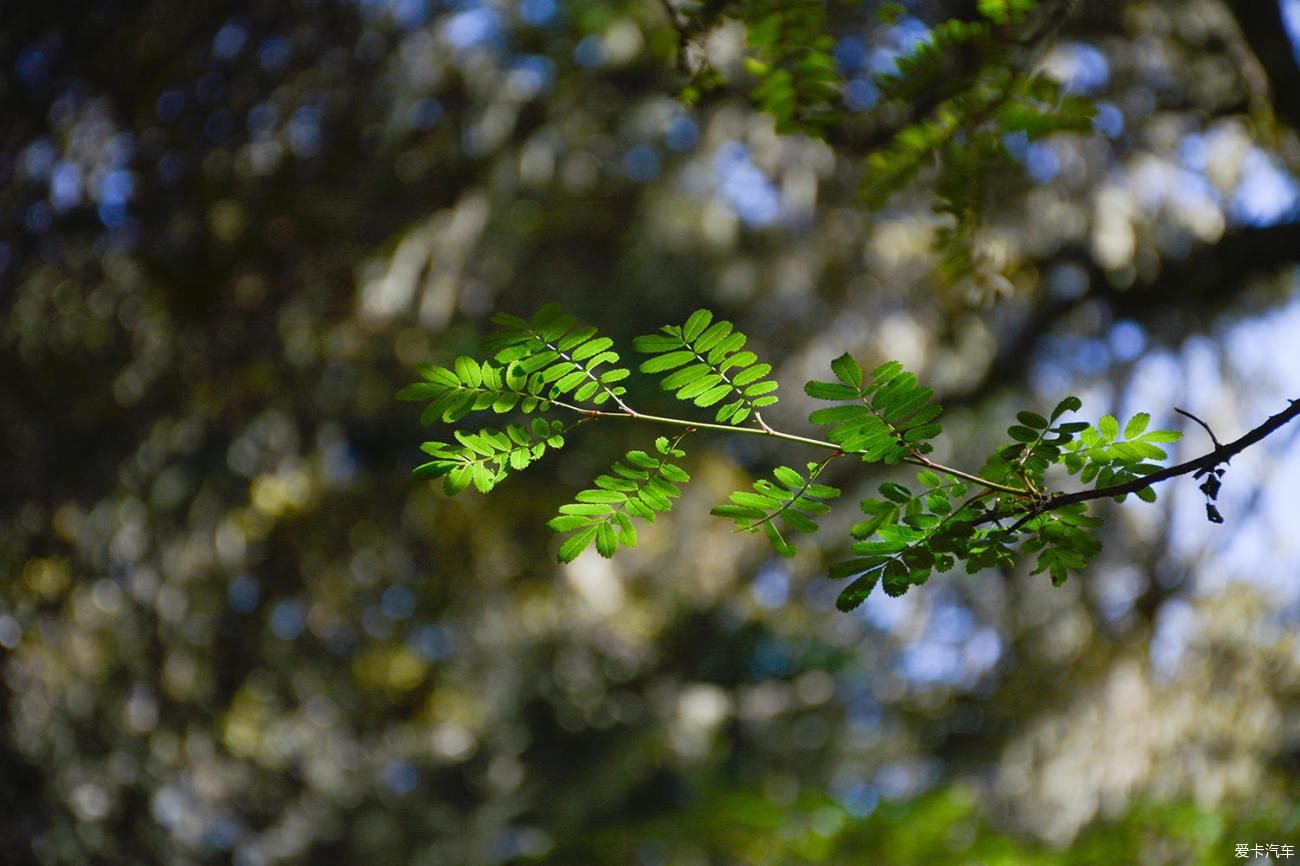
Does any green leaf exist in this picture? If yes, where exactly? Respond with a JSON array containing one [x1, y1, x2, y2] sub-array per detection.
[[1051, 396, 1083, 421], [453, 356, 483, 388], [779, 510, 819, 534], [1007, 425, 1038, 443], [730, 491, 783, 510], [557, 527, 599, 563], [444, 465, 473, 496], [676, 373, 724, 400], [903, 423, 942, 443], [554, 369, 589, 394], [520, 350, 561, 374], [1124, 412, 1150, 439], [615, 513, 638, 547], [1017, 410, 1049, 429], [396, 382, 441, 401], [660, 363, 710, 391], [716, 400, 743, 423], [548, 515, 594, 532], [595, 475, 640, 493], [556, 326, 598, 353], [830, 353, 864, 390], [1098, 415, 1120, 442], [694, 383, 734, 408], [711, 503, 766, 521], [707, 332, 747, 364], [683, 309, 713, 343], [836, 572, 880, 611], [926, 491, 951, 514], [729, 361, 769, 385], [626, 450, 658, 469], [633, 334, 682, 353], [537, 311, 577, 343], [471, 462, 496, 493], [417, 365, 462, 388], [640, 350, 695, 373], [576, 489, 627, 504], [557, 503, 612, 516], [660, 464, 690, 483], [879, 482, 912, 504], [773, 466, 805, 489], [763, 521, 796, 558], [806, 483, 840, 499], [571, 337, 615, 361], [596, 523, 619, 557], [539, 361, 577, 383], [805, 381, 858, 401], [694, 321, 734, 353]]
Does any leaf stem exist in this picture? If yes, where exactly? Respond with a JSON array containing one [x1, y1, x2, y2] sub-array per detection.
[[909, 453, 1029, 495], [547, 400, 1030, 495]]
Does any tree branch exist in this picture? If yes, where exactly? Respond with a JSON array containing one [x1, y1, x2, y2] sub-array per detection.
[[1228, 2, 1300, 132], [1005, 398, 1300, 530]]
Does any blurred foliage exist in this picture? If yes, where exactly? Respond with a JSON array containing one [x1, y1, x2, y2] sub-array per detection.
[[681, 0, 1100, 283], [2, 0, 1300, 864], [567, 783, 1300, 865]]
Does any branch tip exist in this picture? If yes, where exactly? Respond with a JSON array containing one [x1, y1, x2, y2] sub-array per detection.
[[1174, 406, 1221, 448]]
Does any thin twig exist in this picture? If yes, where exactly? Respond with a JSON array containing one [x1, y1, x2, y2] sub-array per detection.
[[1174, 406, 1221, 448], [547, 400, 1030, 495]]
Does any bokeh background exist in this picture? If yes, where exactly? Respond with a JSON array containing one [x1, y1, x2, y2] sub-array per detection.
[[3, 1, 1300, 863]]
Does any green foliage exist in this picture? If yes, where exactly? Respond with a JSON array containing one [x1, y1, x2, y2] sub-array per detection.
[[396, 356, 549, 424], [1061, 411, 1182, 500], [999, 78, 1098, 139], [868, 64, 1097, 284], [635, 308, 779, 425], [676, 0, 1094, 286], [978, 394, 1093, 493], [711, 460, 842, 558], [738, 1, 839, 133], [411, 418, 569, 496], [804, 354, 942, 463], [403, 307, 1197, 607], [549, 435, 691, 562], [483, 303, 631, 407], [875, 18, 992, 105], [572, 779, 1300, 866], [1022, 503, 1104, 586], [978, 0, 1038, 26], [398, 304, 637, 497]]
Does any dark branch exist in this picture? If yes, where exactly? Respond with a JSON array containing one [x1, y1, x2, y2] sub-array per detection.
[[1228, 2, 1300, 132], [1174, 407, 1221, 449], [1004, 398, 1300, 530]]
